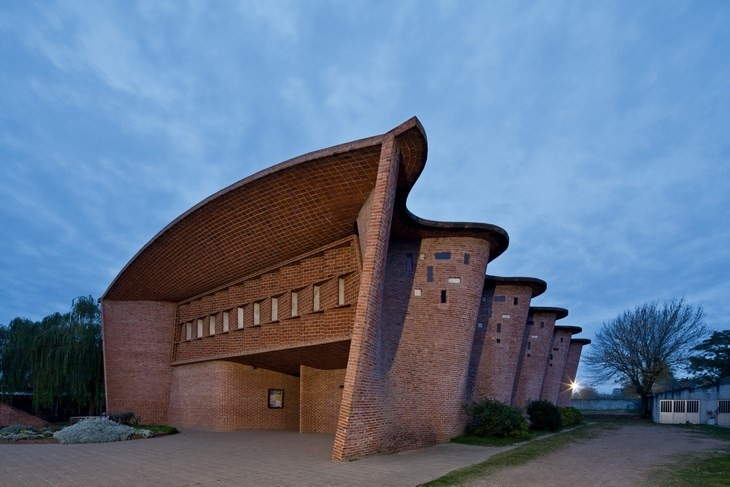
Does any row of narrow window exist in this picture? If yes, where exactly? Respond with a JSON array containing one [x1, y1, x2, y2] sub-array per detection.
[[183, 278, 347, 341]]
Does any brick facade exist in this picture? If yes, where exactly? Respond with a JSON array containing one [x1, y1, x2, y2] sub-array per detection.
[[102, 117, 589, 460], [0, 403, 47, 429]]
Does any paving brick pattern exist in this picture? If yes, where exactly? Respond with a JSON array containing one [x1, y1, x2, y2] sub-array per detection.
[[0, 430, 509, 487]]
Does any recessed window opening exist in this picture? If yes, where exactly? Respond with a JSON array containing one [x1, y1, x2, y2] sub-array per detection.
[[185, 322, 192, 341], [427, 266, 434, 282], [527, 320, 534, 326], [209, 315, 216, 335], [406, 254, 414, 273], [291, 291, 299, 317], [496, 338, 501, 343], [463, 253, 470, 265], [496, 323, 502, 333], [237, 306, 245, 329], [435, 252, 451, 260], [222, 311, 229, 333], [527, 341, 531, 350], [313, 285, 321, 311], [338, 278, 346, 305], [440, 290, 447, 303], [513, 297, 519, 305], [197, 318, 203, 338], [540, 321, 545, 328], [271, 297, 278, 321], [560, 337, 564, 342], [253, 302, 261, 326], [494, 295, 506, 302]]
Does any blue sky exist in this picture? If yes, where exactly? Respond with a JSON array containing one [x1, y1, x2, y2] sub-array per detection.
[[1, 1, 729, 388]]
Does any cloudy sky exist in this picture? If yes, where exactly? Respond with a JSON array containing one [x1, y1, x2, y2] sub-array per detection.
[[1, 1, 728, 388]]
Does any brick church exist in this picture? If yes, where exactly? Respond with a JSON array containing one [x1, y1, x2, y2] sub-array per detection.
[[101, 117, 589, 460]]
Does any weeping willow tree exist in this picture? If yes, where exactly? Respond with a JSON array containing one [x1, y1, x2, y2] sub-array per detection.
[[0, 296, 104, 417]]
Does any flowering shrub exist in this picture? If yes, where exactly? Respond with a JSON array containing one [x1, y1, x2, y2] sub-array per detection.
[[53, 418, 151, 444], [0, 425, 51, 441]]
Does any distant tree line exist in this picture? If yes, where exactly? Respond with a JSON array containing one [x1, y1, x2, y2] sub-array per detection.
[[0, 296, 104, 420], [585, 297, 729, 417]]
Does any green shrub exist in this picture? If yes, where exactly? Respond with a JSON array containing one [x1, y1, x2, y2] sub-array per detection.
[[54, 418, 151, 444], [526, 400, 562, 432], [559, 406, 584, 427], [466, 399, 530, 439], [0, 425, 51, 441]]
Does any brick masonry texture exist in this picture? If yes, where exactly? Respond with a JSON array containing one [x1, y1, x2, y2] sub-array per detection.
[[101, 117, 590, 461], [0, 403, 47, 429]]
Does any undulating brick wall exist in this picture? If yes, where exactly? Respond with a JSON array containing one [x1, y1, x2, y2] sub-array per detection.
[[334, 135, 401, 461], [470, 284, 534, 404], [379, 236, 491, 452], [540, 328, 575, 403], [102, 300, 177, 425], [511, 309, 558, 407], [300, 366, 346, 433], [168, 360, 300, 430], [558, 339, 589, 407], [0, 403, 47, 429]]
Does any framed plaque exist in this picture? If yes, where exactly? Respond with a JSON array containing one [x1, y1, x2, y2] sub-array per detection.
[[268, 389, 284, 408]]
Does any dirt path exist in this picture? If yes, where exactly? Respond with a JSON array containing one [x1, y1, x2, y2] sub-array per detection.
[[463, 423, 729, 487]]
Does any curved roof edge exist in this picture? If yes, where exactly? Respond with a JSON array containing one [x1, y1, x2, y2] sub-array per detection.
[[484, 275, 546, 297], [530, 306, 569, 320], [102, 116, 511, 301], [571, 338, 592, 345], [554, 325, 583, 335]]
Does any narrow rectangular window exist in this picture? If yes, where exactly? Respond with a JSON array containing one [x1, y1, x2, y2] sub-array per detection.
[[253, 302, 261, 326], [540, 321, 545, 328], [527, 341, 531, 350], [463, 253, 470, 265], [494, 295, 506, 302], [237, 306, 245, 329], [496, 323, 502, 333], [271, 297, 278, 321], [313, 285, 321, 311], [560, 337, 564, 342], [435, 252, 451, 260], [185, 322, 192, 341], [440, 290, 447, 303], [406, 253, 414, 273], [427, 266, 434, 282], [513, 297, 519, 305], [222, 311, 229, 332], [549, 353, 553, 360], [197, 318, 204, 338], [291, 291, 298, 317], [209, 315, 216, 335], [338, 278, 346, 305], [527, 320, 534, 326]]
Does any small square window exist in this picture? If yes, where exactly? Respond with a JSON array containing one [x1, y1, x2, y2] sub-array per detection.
[[197, 318, 204, 338], [414, 289, 422, 297], [496, 338, 501, 344]]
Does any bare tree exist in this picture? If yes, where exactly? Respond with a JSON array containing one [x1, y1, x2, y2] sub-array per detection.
[[584, 298, 707, 417]]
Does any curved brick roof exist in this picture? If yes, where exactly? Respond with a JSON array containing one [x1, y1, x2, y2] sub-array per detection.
[[554, 325, 583, 335], [103, 117, 509, 302], [483, 275, 547, 297], [530, 306, 569, 320]]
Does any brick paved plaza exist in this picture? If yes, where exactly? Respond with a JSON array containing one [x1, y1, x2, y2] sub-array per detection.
[[0, 430, 508, 486]]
